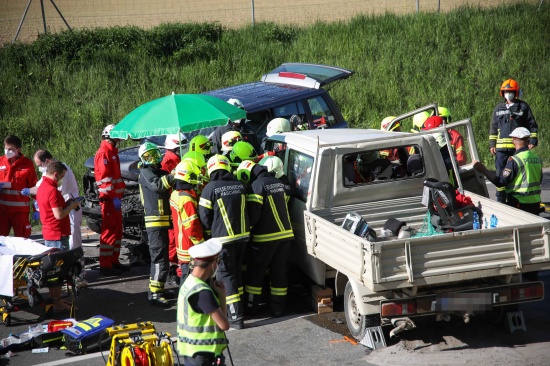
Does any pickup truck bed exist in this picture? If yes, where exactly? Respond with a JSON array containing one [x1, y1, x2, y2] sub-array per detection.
[[305, 192, 550, 293]]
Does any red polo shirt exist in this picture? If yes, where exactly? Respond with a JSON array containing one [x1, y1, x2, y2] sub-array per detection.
[[37, 176, 70, 240]]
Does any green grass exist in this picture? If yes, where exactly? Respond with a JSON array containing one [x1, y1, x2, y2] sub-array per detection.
[[0, 2, 549, 189]]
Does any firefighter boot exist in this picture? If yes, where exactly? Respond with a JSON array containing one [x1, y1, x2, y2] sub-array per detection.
[[148, 291, 171, 307]]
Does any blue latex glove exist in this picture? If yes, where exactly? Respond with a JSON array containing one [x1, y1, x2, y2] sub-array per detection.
[[32, 211, 40, 221], [113, 197, 122, 211], [21, 188, 31, 196], [0, 182, 4, 193]]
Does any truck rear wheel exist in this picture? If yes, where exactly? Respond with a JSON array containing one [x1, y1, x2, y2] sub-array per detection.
[[344, 281, 380, 340]]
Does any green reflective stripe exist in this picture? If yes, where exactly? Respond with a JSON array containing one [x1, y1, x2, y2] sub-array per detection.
[[489, 135, 498, 140], [217, 199, 234, 237], [531, 132, 538, 137], [199, 197, 212, 209], [247, 194, 263, 204], [144, 215, 171, 221], [240, 194, 246, 235], [268, 195, 285, 232], [270, 287, 287, 296], [181, 214, 199, 225], [245, 285, 262, 295], [252, 230, 294, 242], [215, 233, 249, 244], [161, 175, 171, 189], [226, 293, 240, 304], [238, 286, 243, 295]]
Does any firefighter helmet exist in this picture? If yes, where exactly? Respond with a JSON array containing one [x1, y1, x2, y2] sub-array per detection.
[[380, 116, 400, 131], [164, 132, 188, 150], [229, 141, 258, 167], [102, 124, 116, 139], [438, 107, 452, 123], [221, 131, 243, 152], [259, 156, 284, 179], [290, 115, 308, 131], [174, 160, 201, 185], [236, 160, 257, 183], [412, 111, 430, 132], [207, 154, 231, 176], [189, 135, 212, 155], [227, 98, 244, 109], [500, 79, 520, 97], [138, 142, 162, 165], [183, 151, 208, 181], [266, 118, 291, 137], [422, 116, 444, 130]]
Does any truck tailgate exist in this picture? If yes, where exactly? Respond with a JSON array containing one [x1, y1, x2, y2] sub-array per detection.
[[304, 194, 550, 292]]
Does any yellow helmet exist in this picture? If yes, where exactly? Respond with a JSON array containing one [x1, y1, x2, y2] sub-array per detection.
[[236, 160, 257, 184], [207, 154, 231, 176], [380, 116, 400, 131], [412, 111, 430, 133], [221, 131, 243, 152], [183, 151, 208, 182], [189, 135, 212, 155], [229, 141, 258, 167], [438, 107, 452, 123], [174, 160, 201, 185]]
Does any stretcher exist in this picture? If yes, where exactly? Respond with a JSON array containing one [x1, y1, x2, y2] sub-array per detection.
[[0, 236, 83, 326]]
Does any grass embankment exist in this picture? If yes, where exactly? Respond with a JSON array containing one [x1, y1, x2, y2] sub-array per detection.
[[0, 2, 549, 187]]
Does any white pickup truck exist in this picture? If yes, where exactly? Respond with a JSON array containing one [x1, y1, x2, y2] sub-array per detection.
[[267, 105, 549, 342]]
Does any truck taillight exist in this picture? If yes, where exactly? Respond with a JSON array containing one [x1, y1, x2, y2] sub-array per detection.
[[511, 283, 543, 301], [381, 301, 416, 317]]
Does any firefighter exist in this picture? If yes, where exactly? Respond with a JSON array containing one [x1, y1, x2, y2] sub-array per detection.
[[411, 111, 430, 133], [138, 142, 175, 306], [183, 150, 209, 191], [438, 107, 467, 166], [161, 132, 187, 284], [379, 116, 409, 171], [210, 98, 260, 154], [0, 135, 38, 238], [94, 125, 128, 276], [189, 134, 213, 160], [198, 154, 250, 329], [236, 160, 294, 317], [229, 141, 258, 171], [261, 117, 291, 151], [422, 116, 457, 187], [219, 130, 243, 158], [170, 160, 204, 284], [177, 238, 229, 365], [259, 155, 294, 198], [474, 127, 542, 215], [289, 114, 308, 131], [489, 79, 538, 203]]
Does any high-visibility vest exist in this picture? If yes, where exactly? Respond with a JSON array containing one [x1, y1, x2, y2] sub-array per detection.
[[506, 150, 542, 204], [177, 275, 227, 357]]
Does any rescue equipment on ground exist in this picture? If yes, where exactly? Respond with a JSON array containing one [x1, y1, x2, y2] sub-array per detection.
[[105, 321, 175, 366], [61, 315, 114, 354]]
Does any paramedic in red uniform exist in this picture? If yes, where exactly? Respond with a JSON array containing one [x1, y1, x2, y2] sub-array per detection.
[[94, 125, 128, 276], [0, 135, 38, 238]]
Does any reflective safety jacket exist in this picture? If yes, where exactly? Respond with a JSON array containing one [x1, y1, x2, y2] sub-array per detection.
[[448, 129, 466, 165], [198, 170, 250, 243], [161, 150, 180, 174], [138, 165, 174, 230], [0, 154, 38, 213], [489, 100, 538, 152], [500, 148, 542, 204], [170, 187, 204, 263], [177, 275, 227, 357], [247, 168, 294, 243], [94, 140, 126, 200]]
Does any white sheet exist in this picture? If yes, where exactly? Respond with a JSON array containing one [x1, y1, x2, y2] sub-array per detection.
[[0, 236, 50, 297]]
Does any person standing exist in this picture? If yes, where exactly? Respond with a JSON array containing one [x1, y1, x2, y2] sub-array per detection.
[[438, 107, 467, 166], [198, 154, 250, 329], [36, 161, 81, 312], [170, 160, 204, 284], [94, 125, 127, 276], [489, 79, 538, 203], [177, 239, 229, 365], [0, 135, 38, 238], [474, 127, 542, 215], [236, 160, 294, 317], [138, 142, 175, 306]]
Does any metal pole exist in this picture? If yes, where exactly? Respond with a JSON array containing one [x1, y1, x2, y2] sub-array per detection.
[[437, 0, 440, 13], [50, 0, 72, 31], [13, 0, 34, 43], [251, 0, 255, 26], [40, 0, 47, 33], [416, 0, 419, 13]]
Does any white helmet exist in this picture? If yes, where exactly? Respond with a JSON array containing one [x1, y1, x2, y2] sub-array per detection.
[[259, 156, 284, 179], [221, 131, 243, 152], [227, 98, 244, 109], [266, 118, 291, 137], [164, 132, 188, 150], [102, 124, 116, 139]]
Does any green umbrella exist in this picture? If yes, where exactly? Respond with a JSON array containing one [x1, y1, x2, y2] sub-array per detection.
[[109, 93, 246, 140]]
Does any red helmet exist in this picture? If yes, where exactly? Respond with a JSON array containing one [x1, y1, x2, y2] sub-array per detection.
[[422, 116, 444, 130], [500, 79, 520, 97]]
